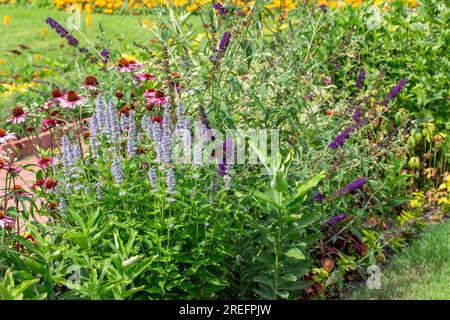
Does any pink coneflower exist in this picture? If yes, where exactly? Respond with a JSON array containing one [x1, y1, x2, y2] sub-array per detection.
[[57, 90, 87, 109], [0, 211, 14, 229], [7, 106, 29, 124], [44, 178, 57, 191], [116, 57, 141, 73], [52, 88, 63, 98], [9, 184, 30, 200], [38, 100, 55, 112], [137, 72, 155, 81], [83, 75, 99, 90], [143, 89, 167, 106], [37, 156, 53, 169], [0, 128, 16, 144], [0, 159, 21, 173], [31, 179, 45, 189], [40, 117, 57, 132]]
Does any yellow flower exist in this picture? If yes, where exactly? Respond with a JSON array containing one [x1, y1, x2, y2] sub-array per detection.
[[34, 53, 41, 61], [142, 18, 149, 28], [42, 28, 48, 36], [121, 53, 137, 61], [3, 15, 10, 28], [86, 14, 92, 29], [0, 83, 34, 97]]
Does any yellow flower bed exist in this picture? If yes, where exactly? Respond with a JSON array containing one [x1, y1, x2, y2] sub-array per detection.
[[49, 0, 296, 14], [0, 0, 420, 14]]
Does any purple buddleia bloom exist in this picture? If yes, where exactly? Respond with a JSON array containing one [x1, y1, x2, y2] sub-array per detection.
[[45, 17, 68, 38], [213, 2, 228, 15], [356, 68, 366, 89], [111, 157, 124, 184], [328, 126, 353, 149], [100, 48, 110, 64], [218, 31, 231, 54], [149, 166, 158, 191], [218, 138, 234, 176], [333, 62, 342, 72], [66, 35, 79, 47], [353, 107, 362, 122], [324, 212, 347, 226], [381, 78, 408, 105], [199, 105, 211, 129], [336, 178, 367, 197], [314, 192, 325, 203], [45, 17, 78, 47], [166, 167, 175, 195]]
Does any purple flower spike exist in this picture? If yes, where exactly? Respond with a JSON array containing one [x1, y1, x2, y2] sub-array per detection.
[[328, 126, 353, 149], [324, 212, 347, 226], [218, 31, 232, 54], [336, 178, 367, 197], [382, 78, 408, 105], [45, 17, 79, 47], [356, 68, 365, 89], [314, 192, 325, 203], [353, 107, 362, 122], [213, 3, 228, 15]]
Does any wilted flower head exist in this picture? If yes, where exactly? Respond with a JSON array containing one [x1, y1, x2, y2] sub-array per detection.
[[83, 75, 99, 90]]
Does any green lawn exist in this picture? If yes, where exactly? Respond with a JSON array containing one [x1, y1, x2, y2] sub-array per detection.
[[350, 221, 450, 300], [0, 4, 201, 118]]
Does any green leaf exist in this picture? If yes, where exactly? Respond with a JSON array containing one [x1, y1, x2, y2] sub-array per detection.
[[284, 248, 305, 260]]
